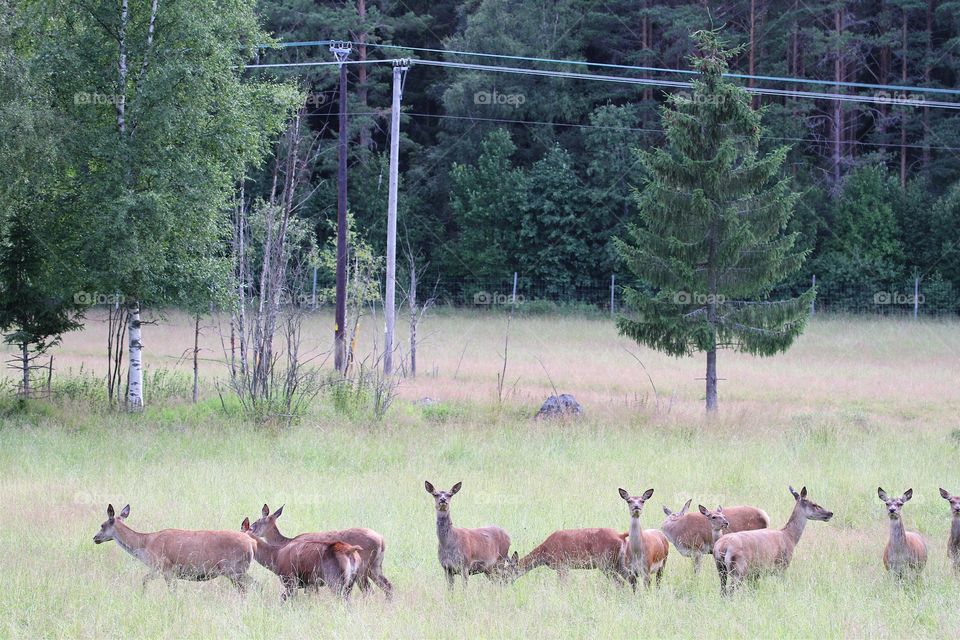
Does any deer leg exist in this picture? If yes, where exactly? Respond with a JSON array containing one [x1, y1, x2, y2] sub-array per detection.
[[693, 553, 702, 575], [371, 570, 394, 598], [163, 572, 177, 592], [231, 573, 252, 595], [444, 568, 456, 590], [716, 560, 728, 596], [141, 569, 161, 592], [460, 569, 469, 588], [656, 566, 664, 588]]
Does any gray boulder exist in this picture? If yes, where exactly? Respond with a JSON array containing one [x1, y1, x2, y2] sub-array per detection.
[[535, 394, 582, 419]]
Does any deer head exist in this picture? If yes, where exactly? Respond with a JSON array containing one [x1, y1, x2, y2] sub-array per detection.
[[878, 488, 912, 520], [93, 503, 130, 544], [495, 550, 521, 582], [790, 486, 833, 521], [940, 488, 960, 516], [662, 498, 693, 521], [619, 487, 654, 518], [248, 503, 284, 537], [425, 481, 461, 512], [698, 504, 730, 532]]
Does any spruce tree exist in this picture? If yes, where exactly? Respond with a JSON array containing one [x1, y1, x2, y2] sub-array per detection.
[[615, 29, 815, 412]]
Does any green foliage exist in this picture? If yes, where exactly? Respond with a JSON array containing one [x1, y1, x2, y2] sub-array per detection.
[[616, 30, 813, 360]]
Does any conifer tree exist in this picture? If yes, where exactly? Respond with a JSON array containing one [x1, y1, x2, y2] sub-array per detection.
[[615, 29, 815, 412]]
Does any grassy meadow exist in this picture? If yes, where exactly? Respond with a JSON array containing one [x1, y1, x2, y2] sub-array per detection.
[[1, 310, 960, 638]]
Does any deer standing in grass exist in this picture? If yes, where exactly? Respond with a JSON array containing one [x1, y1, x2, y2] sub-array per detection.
[[424, 481, 512, 588], [878, 488, 926, 579], [940, 488, 960, 574], [248, 504, 393, 597], [712, 486, 833, 595], [241, 518, 361, 600], [92, 504, 254, 593], [619, 488, 669, 589], [661, 499, 769, 573]]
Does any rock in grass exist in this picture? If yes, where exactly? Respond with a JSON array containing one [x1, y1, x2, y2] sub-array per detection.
[[535, 394, 582, 419]]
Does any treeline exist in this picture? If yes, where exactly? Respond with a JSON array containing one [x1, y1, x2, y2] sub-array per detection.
[[257, 0, 960, 310]]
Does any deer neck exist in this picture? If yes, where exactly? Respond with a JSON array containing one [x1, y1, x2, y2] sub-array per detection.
[[436, 509, 455, 547], [781, 503, 807, 545], [888, 517, 908, 550], [710, 525, 727, 547], [265, 523, 294, 546], [112, 520, 149, 561], [950, 516, 960, 549], [629, 515, 646, 562], [252, 538, 282, 574]]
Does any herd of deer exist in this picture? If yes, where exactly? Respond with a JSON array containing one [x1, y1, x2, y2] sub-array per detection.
[[92, 484, 960, 600]]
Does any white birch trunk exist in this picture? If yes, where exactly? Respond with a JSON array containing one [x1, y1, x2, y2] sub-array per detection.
[[127, 301, 144, 409]]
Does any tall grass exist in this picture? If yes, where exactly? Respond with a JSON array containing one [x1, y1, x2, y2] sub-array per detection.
[[0, 313, 958, 638]]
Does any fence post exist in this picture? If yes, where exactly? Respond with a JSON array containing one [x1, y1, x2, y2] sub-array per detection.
[[610, 274, 616, 317], [511, 272, 518, 307], [811, 274, 816, 316], [311, 266, 318, 310], [914, 276, 919, 319]]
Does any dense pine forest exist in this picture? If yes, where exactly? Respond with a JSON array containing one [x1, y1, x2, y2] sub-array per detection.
[[248, 0, 960, 311]]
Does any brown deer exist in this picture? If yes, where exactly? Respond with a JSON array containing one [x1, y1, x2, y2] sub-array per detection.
[[247, 504, 393, 597], [712, 486, 833, 595], [661, 499, 769, 573], [424, 481, 512, 588], [241, 518, 361, 600], [507, 527, 628, 584], [619, 488, 669, 589], [878, 488, 927, 578], [940, 488, 960, 574], [92, 504, 254, 593]]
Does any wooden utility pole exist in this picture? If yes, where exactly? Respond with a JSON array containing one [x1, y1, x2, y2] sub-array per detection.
[[384, 61, 408, 375], [331, 42, 351, 372]]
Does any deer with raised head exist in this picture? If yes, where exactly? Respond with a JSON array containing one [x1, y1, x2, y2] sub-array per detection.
[[940, 488, 960, 574], [424, 481, 512, 588], [661, 499, 769, 573], [247, 504, 393, 597], [93, 504, 255, 593], [878, 488, 926, 579], [619, 488, 669, 589], [712, 486, 833, 595], [241, 518, 361, 600]]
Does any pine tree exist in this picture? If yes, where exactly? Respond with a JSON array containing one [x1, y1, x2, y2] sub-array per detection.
[[615, 29, 815, 413]]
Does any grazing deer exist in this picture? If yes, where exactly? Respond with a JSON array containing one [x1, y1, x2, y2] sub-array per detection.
[[712, 486, 833, 595], [878, 488, 927, 578], [424, 481, 512, 588], [241, 518, 361, 600], [92, 504, 254, 593], [661, 499, 769, 573], [619, 488, 669, 589], [248, 504, 393, 597], [508, 527, 628, 584], [940, 488, 960, 574]]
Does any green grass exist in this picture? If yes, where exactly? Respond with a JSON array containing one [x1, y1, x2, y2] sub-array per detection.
[[1, 313, 959, 638]]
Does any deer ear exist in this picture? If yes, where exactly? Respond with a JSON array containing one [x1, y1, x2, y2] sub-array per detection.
[[511, 551, 518, 562], [641, 488, 654, 501], [272, 505, 284, 519], [717, 505, 723, 513], [262, 504, 270, 517], [698, 504, 708, 515], [119, 505, 130, 519], [618, 488, 629, 500], [241, 517, 250, 531], [941, 488, 951, 500], [902, 489, 913, 502], [662, 505, 673, 516], [107, 504, 115, 519], [424, 481, 435, 495], [680, 498, 692, 514], [878, 487, 888, 501], [450, 482, 462, 495], [799, 487, 807, 499], [789, 486, 799, 500]]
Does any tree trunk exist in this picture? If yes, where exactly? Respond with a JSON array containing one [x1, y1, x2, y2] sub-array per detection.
[[20, 342, 30, 398], [192, 313, 200, 403], [127, 301, 144, 410], [357, 0, 371, 158], [705, 348, 718, 412], [409, 265, 417, 378], [832, 6, 843, 190], [922, 0, 932, 173], [900, 8, 908, 188]]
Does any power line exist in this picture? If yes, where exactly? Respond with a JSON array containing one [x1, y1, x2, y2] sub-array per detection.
[[258, 38, 960, 98], [246, 57, 960, 110]]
